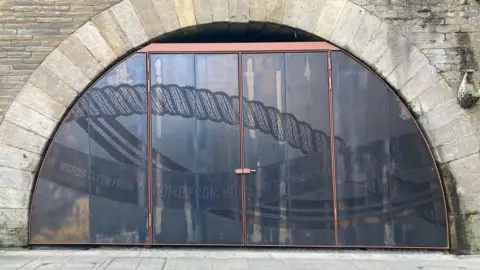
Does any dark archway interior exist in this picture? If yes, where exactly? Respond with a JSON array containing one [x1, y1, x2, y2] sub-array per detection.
[[154, 22, 323, 43]]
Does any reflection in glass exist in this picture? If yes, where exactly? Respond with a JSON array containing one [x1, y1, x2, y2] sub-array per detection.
[[331, 51, 447, 247], [243, 53, 334, 246], [30, 53, 148, 244], [150, 54, 243, 244]]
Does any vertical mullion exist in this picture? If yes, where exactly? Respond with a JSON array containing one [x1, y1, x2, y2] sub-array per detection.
[[328, 50, 339, 247], [147, 52, 153, 246], [238, 52, 247, 245]]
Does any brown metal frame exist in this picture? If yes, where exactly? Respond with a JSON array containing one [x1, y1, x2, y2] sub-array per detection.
[[27, 42, 449, 250]]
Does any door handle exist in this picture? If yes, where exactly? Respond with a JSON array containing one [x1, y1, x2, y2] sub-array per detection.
[[234, 168, 257, 174]]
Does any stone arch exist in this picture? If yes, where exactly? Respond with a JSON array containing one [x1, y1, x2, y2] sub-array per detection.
[[0, 0, 477, 253]]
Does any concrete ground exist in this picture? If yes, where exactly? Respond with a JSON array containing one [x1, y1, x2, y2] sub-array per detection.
[[0, 248, 479, 270]]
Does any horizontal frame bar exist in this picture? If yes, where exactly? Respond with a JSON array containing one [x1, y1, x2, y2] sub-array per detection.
[[138, 42, 340, 53]]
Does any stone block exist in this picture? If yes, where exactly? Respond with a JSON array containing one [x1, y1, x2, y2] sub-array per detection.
[[228, 0, 249, 22], [464, 214, 480, 253], [110, 0, 148, 48], [314, 0, 347, 40], [284, 0, 327, 33], [15, 83, 66, 121], [419, 99, 465, 131], [448, 153, 480, 181], [0, 120, 48, 155], [0, 209, 28, 229], [427, 114, 476, 147], [58, 35, 103, 80], [151, 0, 182, 33], [360, 23, 398, 67], [387, 49, 429, 90], [130, 0, 165, 38], [192, 0, 213, 25], [0, 143, 41, 173], [435, 134, 480, 164], [43, 49, 90, 93], [350, 13, 382, 56], [3, 101, 56, 139], [400, 64, 443, 102], [74, 22, 116, 67], [375, 36, 415, 78], [457, 194, 480, 215], [250, 0, 285, 24], [28, 65, 79, 107], [0, 228, 28, 247], [331, 1, 365, 53], [412, 79, 456, 114], [174, 0, 197, 28], [0, 167, 34, 191], [91, 9, 133, 56]]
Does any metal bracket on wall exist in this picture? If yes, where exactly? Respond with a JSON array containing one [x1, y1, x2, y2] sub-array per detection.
[[457, 69, 480, 108]]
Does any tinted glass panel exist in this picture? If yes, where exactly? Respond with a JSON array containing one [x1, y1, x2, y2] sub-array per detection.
[[30, 53, 148, 244], [151, 54, 242, 244], [331, 51, 447, 247], [243, 53, 334, 246]]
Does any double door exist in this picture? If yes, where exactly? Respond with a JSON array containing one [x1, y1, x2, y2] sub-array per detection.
[[150, 52, 334, 246]]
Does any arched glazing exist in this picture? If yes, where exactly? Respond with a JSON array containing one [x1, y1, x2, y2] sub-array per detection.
[[29, 43, 448, 248]]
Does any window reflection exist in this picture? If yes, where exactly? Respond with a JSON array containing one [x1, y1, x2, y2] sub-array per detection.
[[29, 49, 447, 248]]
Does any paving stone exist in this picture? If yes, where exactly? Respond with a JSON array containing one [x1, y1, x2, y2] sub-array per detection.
[[43, 49, 90, 93], [331, 1, 366, 52], [0, 186, 30, 209], [110, 0, 148, 48], [282, 259, 322, 270], [212, 259, 249, 270], [350, 260, 394, 270], [151, 0, 182, 34], [174, 258, 213, 270], [74, 21, 116, 67], [3, 101, 56, 139], [27, 65, 79, 107], [0, 167, 34, 191], [136, 258, 165, 269], [19, 257, 70, 270], [105, 257, 142, 269], [0, 120, 48, 155], [0, 257, 33, 269], [91, 9, 133, 56], [228, 0, 249, 22], [284, 0, 326, 33], [314, 0, 347, 40], [130, 0, 165, 39]]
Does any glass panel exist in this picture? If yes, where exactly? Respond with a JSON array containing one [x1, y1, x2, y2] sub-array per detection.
[[331, 51, 447, 248], [30, 53, 148, 244], [243, 53, 334, 246], [151, 53, 242, 244]]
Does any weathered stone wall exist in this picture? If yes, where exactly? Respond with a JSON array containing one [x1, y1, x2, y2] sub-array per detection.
[[352, 0, 480, 100], [0, 0, 122, 120], [0, 0, 480, 254]]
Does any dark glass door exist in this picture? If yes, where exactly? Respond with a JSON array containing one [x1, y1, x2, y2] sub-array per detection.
[[150, 54, 243, 245], [241, 53, 335, 246]]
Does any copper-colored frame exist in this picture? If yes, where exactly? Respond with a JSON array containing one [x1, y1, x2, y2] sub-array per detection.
[[28, 42, 449, 250]]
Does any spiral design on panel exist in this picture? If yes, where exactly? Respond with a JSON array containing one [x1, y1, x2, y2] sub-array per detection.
[[70, 84, 345, 155]]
